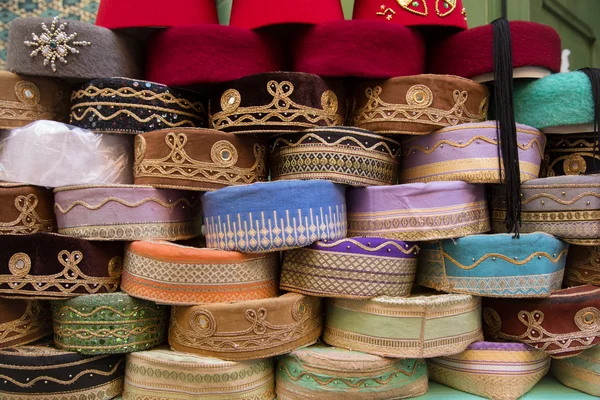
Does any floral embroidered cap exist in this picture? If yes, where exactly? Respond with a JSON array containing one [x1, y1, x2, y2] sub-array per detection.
[[276, 345, 428, 399], [0, 71, 70, 130], [169, 293, 322, 360], [482, 285, 600, 358], [6, 17, 143, 80], [353, 0, 468, 31], [133, 128, 268, 191]]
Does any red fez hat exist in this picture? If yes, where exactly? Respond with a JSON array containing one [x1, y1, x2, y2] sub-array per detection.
[[353, 0, 468, 31], [428, 21, 561, 81], [146, 25, 283, 86], [229, 0, 345, 30], [95, 0, 219, 29], [292, 20, 425, 79]]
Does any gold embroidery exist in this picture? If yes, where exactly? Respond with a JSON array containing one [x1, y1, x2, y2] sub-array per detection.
[[14, 81, 40, 105], [436, 0, 456, 16], [352, 85, 488, 129], [188, 308, 217, 337], [0, 194, 55, 235], [210, 81, 344, 131], [403, 135, 544, 157], [107, 256, 122, 279], [58, 221, 200, 241], [0, 250, 120, 299], [24, 17, 91, 73], [377, 4, 396, 20], [544, 135, 600, 177], [0, 378, 123, 400], [271, 132, 401, 157], [54, 195, 198, 214], [564, 246, 600, 286], [314, 238, 419, 254], [484, 307, 600, 356], [443, 249, 568, 270], [0, 301, 51, 346], [520, 191, 600, 206], [396, 0, 428, 16], [133, 133, 267, 188]]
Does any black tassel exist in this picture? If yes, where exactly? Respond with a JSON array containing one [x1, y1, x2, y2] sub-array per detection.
[[492, 17, 521, 237], [580, 68, 600, 172]]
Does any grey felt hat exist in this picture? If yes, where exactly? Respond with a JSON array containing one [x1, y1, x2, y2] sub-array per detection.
[[6, 17, 143, 81]]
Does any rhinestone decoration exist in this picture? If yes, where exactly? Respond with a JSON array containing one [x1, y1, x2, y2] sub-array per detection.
[[24, 16, 91, 72]]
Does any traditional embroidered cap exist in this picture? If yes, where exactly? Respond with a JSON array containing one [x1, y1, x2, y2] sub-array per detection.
[[53, 184, 201, 241], [122, 241, 279, 305], [564, 245, 600, 287], [353, 0, 468, 31], [70, 78, 207, 134], [0, 233, 122, 299], [209, 72, 346, 135], [542, 133, 600, 177], [400, 122, 546, 183], [202, 180, 347, 252], [0, 183, 56, 235], [270, 127, 401, 186], [0, 71, 70, 130], [52, 292, 169, 355], [490, 174, 600, 245], [277, 345, 428, 399], [292, 20, 426, 79], [347, 181, 489, 241], [428, 341, 550, 399], [169, 293, 322, 360], [0, 343, 125, 399], [133, 128, 267, 191], [0, 121, 134, 188], [124, 348, 276, 399], [7, 17, 143, 80], [324, 293, 483, 358], [350, 74, 489, 135], [428, 21, 561, 81], [514, 71, 595, 133], [96, 0, 219, 29], [0, 299, 52, 349], [483, 285, 600, 358], [417, 233, 568, 298], [146, 25, 282, 86], [552, 342, 600, 396], [281, 237, 419, 299], [229, 0, 344, 29]]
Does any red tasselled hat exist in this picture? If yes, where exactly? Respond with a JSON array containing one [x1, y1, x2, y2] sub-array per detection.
[[353, 0, 468, 31], [95, 0, 219, 29], [229, 0, 345, 29]]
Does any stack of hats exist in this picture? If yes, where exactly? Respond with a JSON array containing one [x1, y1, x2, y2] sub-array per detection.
[[0, 0, 598, 399]]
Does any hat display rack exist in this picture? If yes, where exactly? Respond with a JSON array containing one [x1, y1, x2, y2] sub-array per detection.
[[0, 0, 598, 398]]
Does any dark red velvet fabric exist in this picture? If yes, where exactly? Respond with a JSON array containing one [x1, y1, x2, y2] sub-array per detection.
[[427, 20, 561, 77], [292, 20, 426, 79], [353, 0, 468, 31], [229, 0, 344, 30], [95, 0, 219, 29], [145, 25, 283, 86]]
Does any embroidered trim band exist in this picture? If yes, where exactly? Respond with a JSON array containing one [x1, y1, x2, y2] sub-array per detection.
[[0, 299, 52, 349], [169, 293, 323, 361], [542, 133, 600, 177], [0, 183, 56, 235], [564, 245, 600, 287]]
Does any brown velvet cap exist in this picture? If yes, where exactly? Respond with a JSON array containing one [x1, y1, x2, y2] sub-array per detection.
[[350, 74, 489, 135], [169, 293, 323, 360], [564, 245, 600, 287], [0, 183, 56, 235], [0, 71, 70, 129], [483, 285, 600, 358], [0, 299, 52, 348], [133, 128, 268, 191], [6, 17, 143, 81], [0, 233, 123, 299], [209, 72, 346, 134]]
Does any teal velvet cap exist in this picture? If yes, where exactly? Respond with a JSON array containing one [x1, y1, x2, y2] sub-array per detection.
[[514, 72, 594, 131], [417, 233, 568, 298]]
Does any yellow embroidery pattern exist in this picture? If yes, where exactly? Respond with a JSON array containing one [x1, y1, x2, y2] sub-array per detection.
[[0, 194, 55, 235], [0, 80, 67, 125], [0, 301, 51, 346], [396, 0, 428, 16], [134, 133, 267, 188], [210, 81, 344, 131], [352, 85, 488, 130]]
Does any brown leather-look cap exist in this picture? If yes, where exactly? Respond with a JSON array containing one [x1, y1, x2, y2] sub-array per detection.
[[0, 233, 123, 299], [209, 72, 346, 135], [133, 128, 268, 191], [350, 74, 489, 135], [0, 299, 52, 348], [0, 183, 56, 235], [0, 71, 70, 130], [483, 285, 600, 358]]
